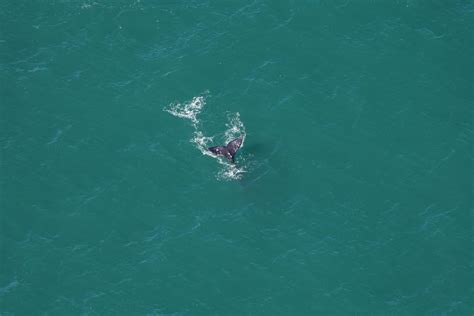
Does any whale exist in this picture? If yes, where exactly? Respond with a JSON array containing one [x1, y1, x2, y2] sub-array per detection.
[[208, 136, 244, 163]]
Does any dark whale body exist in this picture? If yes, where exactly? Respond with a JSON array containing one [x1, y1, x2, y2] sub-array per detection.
[[208, 137, 243, 163]]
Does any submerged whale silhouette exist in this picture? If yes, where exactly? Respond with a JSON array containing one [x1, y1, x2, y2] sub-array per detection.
[[208, 136, 243, 163]]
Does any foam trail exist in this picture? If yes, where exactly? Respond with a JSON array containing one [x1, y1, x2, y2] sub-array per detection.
[[164, 94, 247, 181], [164, 96, 205, 126], [225, 112, 246, 144], [217, 159, 246, 181], [192, 130, 215, 158]]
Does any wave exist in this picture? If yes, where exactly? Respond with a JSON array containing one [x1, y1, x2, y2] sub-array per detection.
[[164, 94, 246, 180]]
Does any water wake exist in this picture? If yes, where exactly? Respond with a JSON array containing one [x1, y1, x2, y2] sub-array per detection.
[[164, 94, 246, 180]]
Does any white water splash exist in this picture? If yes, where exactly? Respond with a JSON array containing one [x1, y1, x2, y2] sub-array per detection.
[[224, 112, 246, 144], [164, 95, 205, 126], [164, 94, 247, 181], [216, 158, 246, 181], [192, 130, 215, 158]]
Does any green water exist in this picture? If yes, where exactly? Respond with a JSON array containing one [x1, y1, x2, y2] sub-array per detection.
[[1, 1, 473, 315]]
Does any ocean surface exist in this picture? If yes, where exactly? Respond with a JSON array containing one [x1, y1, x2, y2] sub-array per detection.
[[1, 1, 473, 315]]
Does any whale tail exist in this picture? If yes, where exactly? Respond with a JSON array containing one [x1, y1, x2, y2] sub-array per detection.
[[208, 136, 244, 163]]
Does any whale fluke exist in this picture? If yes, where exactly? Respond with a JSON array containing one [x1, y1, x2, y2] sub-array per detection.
[[208, 136, 243, 163]]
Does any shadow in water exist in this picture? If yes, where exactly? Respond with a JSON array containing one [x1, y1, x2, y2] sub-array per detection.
[[236, 137, 298, 214], [238, 140, 280, 187]]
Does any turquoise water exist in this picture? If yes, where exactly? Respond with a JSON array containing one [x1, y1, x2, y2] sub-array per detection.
[[1, 1, 473, 314]]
